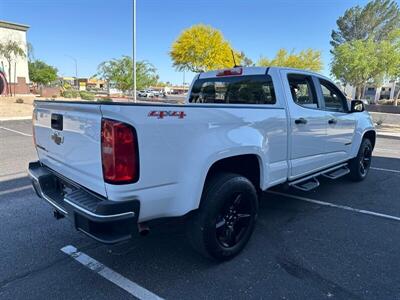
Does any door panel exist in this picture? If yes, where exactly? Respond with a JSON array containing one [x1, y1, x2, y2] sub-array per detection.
[[281, 71, 328, 178], [316, 78, 357, 163]]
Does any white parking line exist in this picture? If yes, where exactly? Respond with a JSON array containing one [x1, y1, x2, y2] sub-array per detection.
[[371, 167, 400, 174], [0, 185, 32, 197], [374, 148, 400, 155], [61, 245, 163, 300], [0, 126, 32, 137], [267, 191, 400, 222]]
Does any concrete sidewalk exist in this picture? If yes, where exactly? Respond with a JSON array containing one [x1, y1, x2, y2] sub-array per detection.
[[376, 124, 400, 140]]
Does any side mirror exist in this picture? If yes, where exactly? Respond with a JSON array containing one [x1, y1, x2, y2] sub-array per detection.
[[350, 100, 365, 113]]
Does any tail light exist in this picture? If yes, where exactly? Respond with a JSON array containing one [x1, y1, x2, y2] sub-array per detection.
[[101, 119, 139, 184]]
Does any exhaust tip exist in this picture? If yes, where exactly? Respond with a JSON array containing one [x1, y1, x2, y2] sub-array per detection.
[[138, 223, 150, 236]]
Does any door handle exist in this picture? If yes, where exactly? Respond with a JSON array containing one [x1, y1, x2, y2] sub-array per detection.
[[328, 118, 337, 125], [295, 118, 307, 125], [51, 114, 63, 131]]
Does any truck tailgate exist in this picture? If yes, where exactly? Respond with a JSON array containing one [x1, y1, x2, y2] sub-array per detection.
[[33, 102, 106, 197]]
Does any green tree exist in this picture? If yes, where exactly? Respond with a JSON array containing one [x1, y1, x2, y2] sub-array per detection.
[[0, 39, 25, 95], [136, 61, 159, 90], [380, 30, 400, 103], [97, 56, 158, 92], [258, 49, 322, 72], [29, 60, 58, 86], [331, 0, 400, 48], [331, 39, 385, 99], [170, 24, 241, 72], [331, 28, 400, 101]]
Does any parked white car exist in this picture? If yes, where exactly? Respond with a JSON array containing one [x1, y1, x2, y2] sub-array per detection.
[[29, 67, 375, 260], [137, 90, 154, 98]]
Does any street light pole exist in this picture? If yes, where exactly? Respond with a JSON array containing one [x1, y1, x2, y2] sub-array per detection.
[[133, 0, 137, 102], [65, 55, 78, 89]]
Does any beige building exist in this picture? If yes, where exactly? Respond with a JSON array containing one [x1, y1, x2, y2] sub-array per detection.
[[0, 20, 30, 94]]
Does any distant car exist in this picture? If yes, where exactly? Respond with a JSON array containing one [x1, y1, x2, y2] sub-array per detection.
[[147, 89, 160, 97], [137, 90, 154, 98]]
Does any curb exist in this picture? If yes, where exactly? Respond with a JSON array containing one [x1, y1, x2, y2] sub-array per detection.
[[0, 116, 31, 121], [377, 133, 400, 140]]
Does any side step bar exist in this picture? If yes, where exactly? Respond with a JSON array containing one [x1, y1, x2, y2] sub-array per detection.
[[288, 163, 349, 192]]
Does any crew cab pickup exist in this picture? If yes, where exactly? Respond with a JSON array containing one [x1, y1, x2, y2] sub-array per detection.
[[29, 67, 375, 260]]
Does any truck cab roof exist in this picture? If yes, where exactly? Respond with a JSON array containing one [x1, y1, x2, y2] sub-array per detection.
[[198, 66, 327, 80]]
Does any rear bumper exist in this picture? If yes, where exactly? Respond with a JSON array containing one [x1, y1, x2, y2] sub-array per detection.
[[28, 161, 140, 244]]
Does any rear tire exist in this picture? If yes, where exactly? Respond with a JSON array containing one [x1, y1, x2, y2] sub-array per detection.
[[187, 173, 258, 261], [348, 138, 372, 181]]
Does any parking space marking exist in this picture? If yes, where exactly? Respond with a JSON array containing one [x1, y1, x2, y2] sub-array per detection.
[[371, 167, 400, 174], [0, 126, 32, 137], [268, 191, 400, 222], [0, 185, 32, 197], [61, 245, 164, 300]]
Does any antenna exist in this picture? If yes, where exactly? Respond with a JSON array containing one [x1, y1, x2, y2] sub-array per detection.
[[231, 49, 239, 68]]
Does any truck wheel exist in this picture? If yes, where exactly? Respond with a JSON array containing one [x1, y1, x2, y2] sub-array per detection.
[[187, 173, 258, 261], [348, 138, 372, 181]]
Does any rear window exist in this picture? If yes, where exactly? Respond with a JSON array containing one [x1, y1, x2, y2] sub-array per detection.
[[188, 75, 276, 105]]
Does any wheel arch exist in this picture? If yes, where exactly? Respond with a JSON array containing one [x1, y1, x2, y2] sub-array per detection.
[[202, 154, 263, 195], [363, 130, 376, 150]]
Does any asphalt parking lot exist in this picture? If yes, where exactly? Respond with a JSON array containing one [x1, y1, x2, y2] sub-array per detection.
[[1, 119, 399, 300]]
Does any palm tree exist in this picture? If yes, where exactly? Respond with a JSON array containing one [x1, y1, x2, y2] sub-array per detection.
[[0, 40, 25, 96]]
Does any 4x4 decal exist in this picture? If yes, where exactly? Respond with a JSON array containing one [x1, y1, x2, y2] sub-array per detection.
[[148, 111, 186, 119]]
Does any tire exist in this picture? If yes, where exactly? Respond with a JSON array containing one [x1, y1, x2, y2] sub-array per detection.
[[348, 138, 373, 181], [186, 173, 258, 261]]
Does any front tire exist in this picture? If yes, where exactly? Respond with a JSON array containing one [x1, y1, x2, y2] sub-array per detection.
[[187, 173, 259, 261], [348, 138, 373, 181]]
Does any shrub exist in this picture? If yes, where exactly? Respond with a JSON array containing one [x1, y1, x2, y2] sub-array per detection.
[[15, 98, 24, 104], [97, 97, 113, 102], [79, 91, 95, 100], [62, 89, 79, 98]]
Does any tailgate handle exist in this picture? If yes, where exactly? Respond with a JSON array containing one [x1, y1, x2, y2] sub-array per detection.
[[51, 114, 63, 131]]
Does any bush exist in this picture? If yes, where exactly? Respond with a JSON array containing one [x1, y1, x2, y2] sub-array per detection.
[[15, 98, 24, 104], [79, 91, 95, 100], [97, 97, 113, 102], [62, 89, 79, 98]]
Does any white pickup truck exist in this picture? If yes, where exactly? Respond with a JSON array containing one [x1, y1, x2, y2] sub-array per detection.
[[29, 67, 375, 260]]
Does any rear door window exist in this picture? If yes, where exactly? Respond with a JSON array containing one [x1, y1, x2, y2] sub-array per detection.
[[188, 75, 276, 105]]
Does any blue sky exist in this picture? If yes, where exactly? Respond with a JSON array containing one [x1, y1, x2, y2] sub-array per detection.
[[1, 0, 374, 84]]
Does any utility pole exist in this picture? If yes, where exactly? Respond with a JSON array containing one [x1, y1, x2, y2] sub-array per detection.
[[133, 0, 137, 102]]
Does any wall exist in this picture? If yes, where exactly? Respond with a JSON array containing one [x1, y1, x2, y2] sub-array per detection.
[[0, 26, 30, 84]]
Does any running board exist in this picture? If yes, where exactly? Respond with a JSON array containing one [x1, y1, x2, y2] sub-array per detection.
[[288, 163, 348, 192], [291, 177, 320, 191], [322, 166, 350, 180]]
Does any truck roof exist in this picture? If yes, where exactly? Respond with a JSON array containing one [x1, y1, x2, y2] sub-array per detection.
[[198, 66, 326, 80]]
